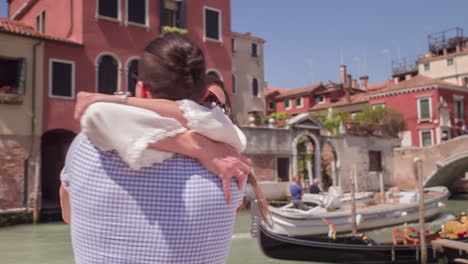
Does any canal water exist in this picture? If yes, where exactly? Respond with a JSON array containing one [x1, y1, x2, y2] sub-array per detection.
[[0, 199, 466, 264]]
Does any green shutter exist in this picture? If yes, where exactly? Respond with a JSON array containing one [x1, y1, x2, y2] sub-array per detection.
[[177, 0, 186, 28], [17, 58, 26, 95], [420, 99, 430, 119]]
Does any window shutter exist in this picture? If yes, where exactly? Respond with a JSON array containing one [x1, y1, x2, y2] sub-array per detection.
[[420, 99, 430, 119], [17, 58, 26, 95], [127, 60, 139, 96], [160, 0, 165, 30], [177, 0, 186, 28]]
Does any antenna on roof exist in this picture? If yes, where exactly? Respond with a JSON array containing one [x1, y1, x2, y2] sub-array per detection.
[[340, 48, 344, 65]]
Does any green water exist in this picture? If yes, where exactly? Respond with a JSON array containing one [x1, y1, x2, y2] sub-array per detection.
[[0, 199, 466, 264]]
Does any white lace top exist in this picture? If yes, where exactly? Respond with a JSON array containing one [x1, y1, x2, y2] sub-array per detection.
[[81, 100, 246, 170]]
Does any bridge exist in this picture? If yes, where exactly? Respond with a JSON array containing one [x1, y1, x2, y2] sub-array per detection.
[[393, 135, 468, 190]]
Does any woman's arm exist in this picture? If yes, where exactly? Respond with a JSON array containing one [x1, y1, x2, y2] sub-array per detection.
[[74, 92, 188, 127], [75, 92, 246, 152]]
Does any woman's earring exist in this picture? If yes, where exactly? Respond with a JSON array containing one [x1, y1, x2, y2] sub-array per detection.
[[211, 102, 217, 108]]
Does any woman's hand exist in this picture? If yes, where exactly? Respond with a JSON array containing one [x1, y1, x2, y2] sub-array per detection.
[[194, 137, 251, 204], [151, 131, 251, 204]]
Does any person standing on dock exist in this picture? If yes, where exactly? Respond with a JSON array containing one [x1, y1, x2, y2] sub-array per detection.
[[290, 176, 308, 210], [309, 179, 321, 194]]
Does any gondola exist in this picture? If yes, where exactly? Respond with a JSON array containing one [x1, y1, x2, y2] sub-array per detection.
[[250, 200, 468, 264], [256, 224, 467, 264]]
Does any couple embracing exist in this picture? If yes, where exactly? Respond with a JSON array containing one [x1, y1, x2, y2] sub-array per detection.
[[60, 33, 268, 264]]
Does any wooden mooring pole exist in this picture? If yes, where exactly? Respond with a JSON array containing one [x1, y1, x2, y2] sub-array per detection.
[[350, 165, 357, 236], [414, 157, 427, 264]]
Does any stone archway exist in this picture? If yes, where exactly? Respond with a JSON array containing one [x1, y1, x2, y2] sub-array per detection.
[[424, 152, 468, 188], [40, 129, 76, 213], [292, 131, 321, 186]]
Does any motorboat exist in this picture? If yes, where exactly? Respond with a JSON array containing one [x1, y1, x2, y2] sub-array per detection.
[[268, 186, 450, 237]]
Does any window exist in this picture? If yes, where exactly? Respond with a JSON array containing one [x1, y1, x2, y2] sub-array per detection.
[[424, 63, 430, 71], [232, 38, 236, 53], [97, 55, 119, 95], [0, 57, 26, 95], [295, 97, 303, 108], [252, 78, 259, 97], [447, 58, 454, 66], [127, 0, 147, 25], [269, 101, 275, 110], [441, 128, 451, 141], [316, 95, 325, 104], [421, 131, 433, 147], [232, 74, 236, 94], [251, 43, 258, 57], [455, 98, 464, 120], [127, 59, 139, 96], [368, 151, 382, 172], [277, 158, 290, 182], [49, 59, 74, 98], [285, 99, 291, 109], [160, 0, 185, 28], [372, 102, 385, 109], [464, 77, 468, 88], [204, 7, 221, 41], [98, 0, 119, 19], [36, 10, 46, 33], [418, 97, 431, 120]]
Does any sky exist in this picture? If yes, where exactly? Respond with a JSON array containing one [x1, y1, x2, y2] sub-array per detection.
[[231, 0, 468, 88], [1, 1, 468, 88]]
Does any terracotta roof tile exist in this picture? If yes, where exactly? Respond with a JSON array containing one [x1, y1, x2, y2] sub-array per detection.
[[274, 82, 323, 99], [0, 18, 81, 45], [376, 75, 462, 93], [309, 93, 369, 111], [266, 86, 288, 97], [366, 79, 393, 90]]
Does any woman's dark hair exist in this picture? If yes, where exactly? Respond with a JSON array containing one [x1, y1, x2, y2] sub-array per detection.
[[139, 33, 206, 102], [203, 74, 272, 228], [205, 74, 238, 125]]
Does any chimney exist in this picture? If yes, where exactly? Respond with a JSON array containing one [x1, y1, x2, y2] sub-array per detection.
[[461, 77, 467, 88], [346, 74, 352, 89], [352, 79, 357, 89], [345, 87, 351, 103], [340, 65, 347, 86], [393, 77, 400, 84], [360, 76, 369, 90], [405, 74, 412, 80]]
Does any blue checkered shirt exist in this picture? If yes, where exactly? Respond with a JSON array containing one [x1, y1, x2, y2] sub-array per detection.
[[62, 133, 243, 264]]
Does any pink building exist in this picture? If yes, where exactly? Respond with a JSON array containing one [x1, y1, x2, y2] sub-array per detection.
[[266, 66, 368, 116], [369, 75, 468, 147], [7, 0, 233, 216], [266, 66, 468, 148]]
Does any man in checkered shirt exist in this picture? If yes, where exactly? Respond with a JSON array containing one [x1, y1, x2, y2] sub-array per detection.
[[61, 133, 246, 264], [60, 34, 250, 263]]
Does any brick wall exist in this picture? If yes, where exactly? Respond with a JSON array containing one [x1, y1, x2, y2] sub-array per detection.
[[0, 136, 30, 210]]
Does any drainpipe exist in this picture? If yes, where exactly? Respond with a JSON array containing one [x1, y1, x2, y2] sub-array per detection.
[[31, 40, 42, 223]]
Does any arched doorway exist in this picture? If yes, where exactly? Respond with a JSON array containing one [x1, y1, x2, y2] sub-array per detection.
[[292, 131, 321, 187], [41, 129, 76, 217]]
